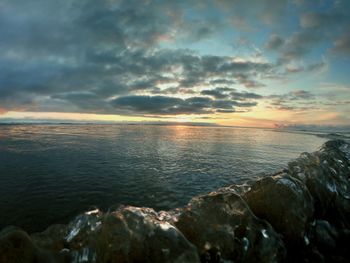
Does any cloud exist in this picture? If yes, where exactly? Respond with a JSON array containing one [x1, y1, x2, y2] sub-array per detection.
[[266, 34, 285, 50], [216, 109, 237, 113], [278, 32, 322, 62], [306, 61, 327, 72], [282, 60, 327, 75], [230, 90, 263, 100], [300, 12, 345, 29], [332, 32, 350, 55], [265, 0, 350, 63], [209, 79, 236, 85], [0, 108, 7, 115], [269, 90, 315, 101], [111, 95, 203, 115], [0, 0, 349, 121], [201, 87, 263, 105], [111, 96, 186, 115], [111, 95, 257, 115], [234, 74, 266, 88], [216, 0, 289, 26], [201, 88, 232, 99], [288, 90, 315, 100], [267, 90, 317, 111], [0, 41, 274, 114]]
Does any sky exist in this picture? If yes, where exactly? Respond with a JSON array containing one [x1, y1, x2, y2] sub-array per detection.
[[0, 0, 350, 127]]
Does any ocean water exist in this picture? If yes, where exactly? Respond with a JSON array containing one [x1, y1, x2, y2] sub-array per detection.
[[0, 124, 327, 233]]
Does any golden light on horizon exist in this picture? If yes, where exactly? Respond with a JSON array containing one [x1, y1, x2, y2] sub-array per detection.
[[1, 106, 349, 128], [0, 110, 274, 129]]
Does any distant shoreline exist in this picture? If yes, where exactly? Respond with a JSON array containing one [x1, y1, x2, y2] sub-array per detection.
[[272, 128, 350, 142]]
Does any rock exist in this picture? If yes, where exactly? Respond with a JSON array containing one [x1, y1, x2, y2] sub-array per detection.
[[175, 191, 286, 262], [1, 207, 201, 263], [94, 206, 199, 263], [244, 174, 314, 246], [0, 226, 52, 263], [1, 140, 350, 262], [288, 140, 350, 229], [285, 140, 350, 262], [34, 207, 200, 263], [313, 220, 338, 251], [216, 182, 253, 196], [305, 246, 325, 263], [31, 224, 68, 253]]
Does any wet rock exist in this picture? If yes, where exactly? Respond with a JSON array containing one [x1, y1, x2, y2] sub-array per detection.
[[244, 174, 314, 245], [288, 140, 350, 229], [94, 206, 199, 263], [39, 207, 200, 263], [0, 226, 53, 263], [303, 220, 350, 263], [216, 182, 253, 196], [313, 220, 338, 251], [304, 246, 325, 263], [284, 140, 350, 262], [334, 228, 350, 262], [31, 224, 68, 253], [175, 191, 286, 262]]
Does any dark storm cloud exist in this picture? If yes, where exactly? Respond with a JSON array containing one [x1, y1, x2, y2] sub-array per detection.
[[111, 96, 185, 114], [211, 99, 257, 109], [201, 88, 231, 99], [111, 95, 212, 115], [149, 87, 195, 95], [230, 90, 263, 100], [111, 95, 257, 115], [126, 50, 273, 90], [218, 61, 272, 73], [0, 0, 176, 112], [201, 87, 263, 102], [0, 41, 274, 114], [0, 0, 280, 115], [209, 79, 236, 85], [216, 109, 237, 113]]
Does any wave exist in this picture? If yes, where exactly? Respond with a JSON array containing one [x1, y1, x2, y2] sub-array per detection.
[[1, 140, 349, 262]]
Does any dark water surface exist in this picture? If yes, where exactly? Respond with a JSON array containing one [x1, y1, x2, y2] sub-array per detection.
[[0, 124, 327, 232]]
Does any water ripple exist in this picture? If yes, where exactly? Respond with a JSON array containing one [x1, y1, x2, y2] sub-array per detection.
[[0, 124, 326, 232]]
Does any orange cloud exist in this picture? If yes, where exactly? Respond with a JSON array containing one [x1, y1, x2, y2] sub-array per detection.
[[0, 108, 7, 115]]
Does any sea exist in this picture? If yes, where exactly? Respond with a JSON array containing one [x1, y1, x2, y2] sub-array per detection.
[[0, 124, 327, 233]]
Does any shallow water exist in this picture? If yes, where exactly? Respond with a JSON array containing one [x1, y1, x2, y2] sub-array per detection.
[[0, 124, 327, 232]]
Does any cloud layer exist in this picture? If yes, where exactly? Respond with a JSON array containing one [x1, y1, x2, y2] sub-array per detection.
[[0, 0, 349, 123]]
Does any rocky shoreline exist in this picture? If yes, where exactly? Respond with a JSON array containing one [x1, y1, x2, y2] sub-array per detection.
[[1, 140, 349, 263]]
